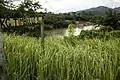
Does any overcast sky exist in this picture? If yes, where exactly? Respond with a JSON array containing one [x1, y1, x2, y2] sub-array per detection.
[[13, 0, 120, 13]]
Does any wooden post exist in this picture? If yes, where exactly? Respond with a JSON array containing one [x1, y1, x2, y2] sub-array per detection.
[[41, 20, 44, 53], [0, 21, 8, 80]]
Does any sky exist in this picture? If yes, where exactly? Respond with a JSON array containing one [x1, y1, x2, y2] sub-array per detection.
[[13, 0, 120, 13]]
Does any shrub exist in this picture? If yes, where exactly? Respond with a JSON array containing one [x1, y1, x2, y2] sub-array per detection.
[[109, 31, 120, 38], [44, 24, 54, 30], [67, 23, 74, 36], [79, 30, 99, 39], [79, 30, 120, 39], [99, 26, 114, 32]]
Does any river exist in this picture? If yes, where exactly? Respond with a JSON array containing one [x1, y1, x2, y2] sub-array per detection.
[[45, 25, 99, 37]]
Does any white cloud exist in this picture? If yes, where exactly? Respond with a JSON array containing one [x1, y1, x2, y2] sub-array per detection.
[[13, 0, 120, 13], [106, 0, 120, 8], [38, 0, 112, 13]]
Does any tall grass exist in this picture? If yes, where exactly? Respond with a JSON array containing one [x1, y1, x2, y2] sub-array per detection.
[[2, 34, 120, 80]]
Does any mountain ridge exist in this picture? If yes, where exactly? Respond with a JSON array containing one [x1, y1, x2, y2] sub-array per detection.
[[72, 6, 120, 15]]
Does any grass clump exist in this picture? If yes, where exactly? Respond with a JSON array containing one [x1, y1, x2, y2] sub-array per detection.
[[2, 34, 120, 80]]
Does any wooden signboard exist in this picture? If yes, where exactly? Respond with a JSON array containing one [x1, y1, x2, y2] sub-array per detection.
[[0, 17, 44, 80], [0, 17, 42, 28]]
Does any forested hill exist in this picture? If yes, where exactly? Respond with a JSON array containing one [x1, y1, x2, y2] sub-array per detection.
[[77, 6, 112, 15], [114, 7, 120, 13], [68, 6, 120, 16]]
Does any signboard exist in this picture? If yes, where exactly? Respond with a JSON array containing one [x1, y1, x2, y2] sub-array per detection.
[[0, 17, 43, 79], [0, 17, 42, 28]]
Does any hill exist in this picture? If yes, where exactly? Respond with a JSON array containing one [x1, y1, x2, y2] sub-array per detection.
[[74, 6, 120, 15], [114, 7, 120, 13]]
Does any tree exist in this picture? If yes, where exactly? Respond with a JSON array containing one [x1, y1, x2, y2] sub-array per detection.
[[90, 10, 120, 30], [0, 0, 14, 18], [16, 0, 42, 18], [99, 10, 120, 30], [102, 10, 120, 29]]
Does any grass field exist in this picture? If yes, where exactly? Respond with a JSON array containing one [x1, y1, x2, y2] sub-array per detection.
[[2, 34, 120, 80]]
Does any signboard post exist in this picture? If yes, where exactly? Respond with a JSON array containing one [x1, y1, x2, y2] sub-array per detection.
[[0, 20, 8, 80], [41, 18, 44, 53]]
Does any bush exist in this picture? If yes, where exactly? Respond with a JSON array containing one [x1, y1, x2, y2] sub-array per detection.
[[79, 30, 120, 39], [110, 31, 120, 38], [79, 30, 99, 39], [99, 26, 114, 32], [91, 10, 120, 30], [44, 24, 54, 30]]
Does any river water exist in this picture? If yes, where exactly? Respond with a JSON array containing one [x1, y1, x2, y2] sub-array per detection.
[[45, 25, 99, 37]]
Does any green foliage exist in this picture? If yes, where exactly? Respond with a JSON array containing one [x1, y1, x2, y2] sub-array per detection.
[[79, 30, 120, 39], [2, 25, 42, 38], [67, 23, 74, 36], [109, 31, 120, 38], [90, 10, 120, 30], [17, 0, 42, 18], [63, 36, 77, 46], [90, 15, 102, 25], [3, 34, 120, 80], [101, 10, 120, 29], [0, 0, 15, 18], [0, 0, 42, 18], [76, 11, 93, 21], [63, 11, 93, 21], [44, 13, 71, 29], [99, 26, 114, 32], [79, 30, 99, 39], [44, 24, 54, 30]]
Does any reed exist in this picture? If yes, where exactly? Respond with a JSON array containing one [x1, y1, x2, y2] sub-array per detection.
[[2, 34, 120, 80]]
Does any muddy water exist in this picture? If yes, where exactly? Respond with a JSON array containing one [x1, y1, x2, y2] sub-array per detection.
[[45, 26, 98, 37]]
